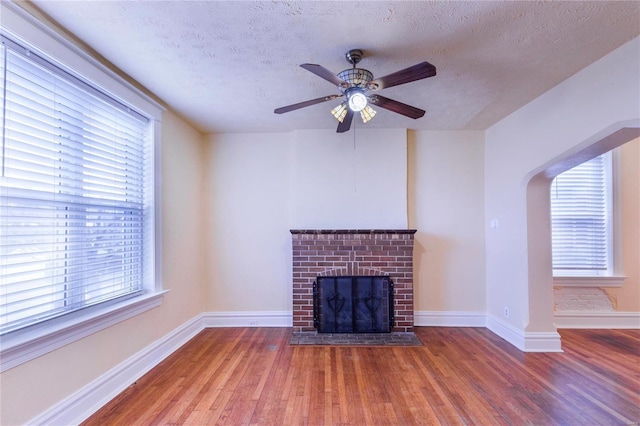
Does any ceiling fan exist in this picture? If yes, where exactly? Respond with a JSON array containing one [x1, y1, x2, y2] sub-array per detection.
[[274, 49, 436, 133]]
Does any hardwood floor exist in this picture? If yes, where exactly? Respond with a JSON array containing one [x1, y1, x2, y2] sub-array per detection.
[[82, 327, 640, 425]]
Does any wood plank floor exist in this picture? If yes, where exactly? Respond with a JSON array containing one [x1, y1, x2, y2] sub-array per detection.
[[82, 327, 640, 425]]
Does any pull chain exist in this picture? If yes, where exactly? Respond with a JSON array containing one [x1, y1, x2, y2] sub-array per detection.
[[353, 120, 357, 193]]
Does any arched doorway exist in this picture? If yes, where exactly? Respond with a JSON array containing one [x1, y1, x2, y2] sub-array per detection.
[[525, 123, 640, 349]]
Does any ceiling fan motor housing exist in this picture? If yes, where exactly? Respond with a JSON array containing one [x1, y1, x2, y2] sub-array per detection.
[[345, 49, 363, 65]]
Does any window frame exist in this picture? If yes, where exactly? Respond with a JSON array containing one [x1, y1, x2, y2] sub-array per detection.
[[551, 149, 626, 288], [0, 3, 164, 373]]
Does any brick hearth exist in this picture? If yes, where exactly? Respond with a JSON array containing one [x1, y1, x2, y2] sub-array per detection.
[[291, 229, 416, 333]]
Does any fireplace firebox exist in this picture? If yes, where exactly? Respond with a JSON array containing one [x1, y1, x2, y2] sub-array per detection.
[[314, 276, 393, 333]]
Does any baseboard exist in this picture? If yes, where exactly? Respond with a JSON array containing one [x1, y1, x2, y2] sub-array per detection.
[[201, 311, 292, 328], [486, 314, 525, 350], [554, 311, 640, 328], [486, 314, 562, 352], [523, 331, 563, 352], [414, 310, 486, 327], [27, 315, 205, 426]]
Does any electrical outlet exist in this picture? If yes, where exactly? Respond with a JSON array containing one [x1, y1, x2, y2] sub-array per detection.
[[249, 320, 258, 326], [503, 306, 510, 319]]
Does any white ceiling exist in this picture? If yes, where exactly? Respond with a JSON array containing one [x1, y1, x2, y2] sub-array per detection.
[[27, 1, 640, 134]]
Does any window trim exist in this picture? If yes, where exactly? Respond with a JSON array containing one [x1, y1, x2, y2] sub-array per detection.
[[0, 290, 167, 372], [552, 148, 626, 288], [553, 276, 626, 288], [0, 2, 164, 372]]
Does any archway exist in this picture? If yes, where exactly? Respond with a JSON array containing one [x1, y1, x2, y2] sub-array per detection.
[[525, 122, 640, 349]]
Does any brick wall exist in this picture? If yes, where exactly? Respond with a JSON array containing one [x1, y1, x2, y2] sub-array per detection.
[[554, 287, 615, 311], [291, 230, 416, 333]]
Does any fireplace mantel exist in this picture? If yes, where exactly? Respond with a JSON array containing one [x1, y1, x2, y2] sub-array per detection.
[[290, 229, 416, 333]]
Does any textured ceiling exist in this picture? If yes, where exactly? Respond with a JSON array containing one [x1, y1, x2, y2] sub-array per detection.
[[25, 1, 640, 134]]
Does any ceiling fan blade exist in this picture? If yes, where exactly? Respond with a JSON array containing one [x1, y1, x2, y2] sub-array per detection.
[[300, 64, 347, 87], [369, 61, 436, 90], [274, 95, 340, 114], [369, 95, 425, 119], [337, 109, 354, 133]]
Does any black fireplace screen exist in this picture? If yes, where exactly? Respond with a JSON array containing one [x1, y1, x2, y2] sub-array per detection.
[[313, 276, 393, 333]]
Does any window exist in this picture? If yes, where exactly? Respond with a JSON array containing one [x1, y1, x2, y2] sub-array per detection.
[[0, 34, 156, 337], [550, 152, 612, 277]]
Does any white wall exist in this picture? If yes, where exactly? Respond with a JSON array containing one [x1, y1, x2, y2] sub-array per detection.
[[204, 129, 485, 318], [292, 129, 408, 229], [203, 132, 294, 312], [202, 129, 408, 313], [484, 36, 640, 348], [202, 129, 484, 317], [408, 131, 486, 313]]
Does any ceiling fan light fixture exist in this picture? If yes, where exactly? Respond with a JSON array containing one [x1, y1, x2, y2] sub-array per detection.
[[360, 105, 376, 123], [275, 50, 435, 133], [331, 102, 348, 122], [347, 90, 367, 112]]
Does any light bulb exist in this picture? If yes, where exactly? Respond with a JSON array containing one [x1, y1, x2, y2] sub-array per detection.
[[348, 91, 367, 112]]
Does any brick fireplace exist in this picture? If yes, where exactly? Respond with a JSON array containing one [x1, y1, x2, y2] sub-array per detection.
[[291, 229, 416, 333]]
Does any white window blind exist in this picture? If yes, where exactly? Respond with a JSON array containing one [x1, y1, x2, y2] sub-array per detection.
[[0, 36, 151, 335], [550, 152, 612, 276]]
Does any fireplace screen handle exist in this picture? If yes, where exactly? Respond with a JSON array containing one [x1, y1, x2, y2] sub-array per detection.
[[313, 280, 319, 328], [388, 278, 394, 329]]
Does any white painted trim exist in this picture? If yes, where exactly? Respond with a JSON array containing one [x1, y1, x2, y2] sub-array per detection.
[[201, 311, 293, 328], [486, 314, 526, 350], [485, 314, 562, 352], [414, 311, 486, 327], [555, 311, 640, 328], [553, 276, 626, 287], [523, 331, 563, 352], [0, 291, 168, 373], [26, 314, 204, 426]]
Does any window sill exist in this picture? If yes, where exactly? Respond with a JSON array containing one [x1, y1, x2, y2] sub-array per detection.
[[0, 291, 168, 372], [553, 276, 626, 288]]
